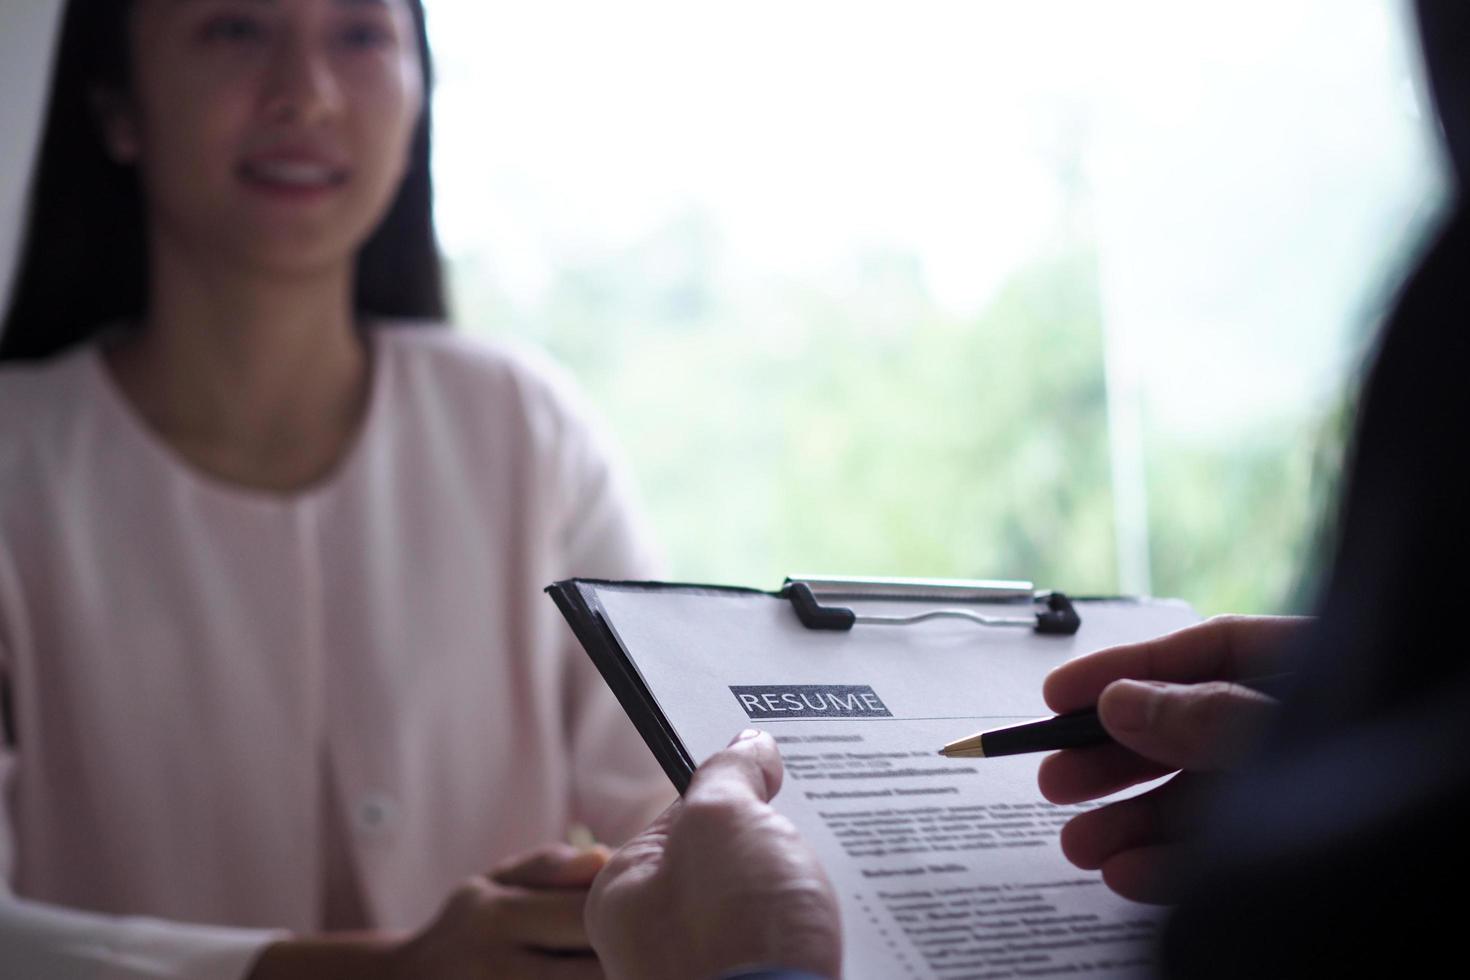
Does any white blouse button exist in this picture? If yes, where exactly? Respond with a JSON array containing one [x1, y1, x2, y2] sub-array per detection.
[[355, 793, 398, 835]]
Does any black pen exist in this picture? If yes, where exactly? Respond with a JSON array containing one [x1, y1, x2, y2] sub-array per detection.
[[937, 673, 1294, 759]]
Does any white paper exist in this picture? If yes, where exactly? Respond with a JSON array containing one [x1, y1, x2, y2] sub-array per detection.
[[594, 587, 1199, 980]]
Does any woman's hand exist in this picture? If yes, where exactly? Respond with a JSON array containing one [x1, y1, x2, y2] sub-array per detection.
[[1037, 615, 1307, 904], [586, 730, 842, 980], [248, 843, 609, 980], [389, 844, 610, 980]]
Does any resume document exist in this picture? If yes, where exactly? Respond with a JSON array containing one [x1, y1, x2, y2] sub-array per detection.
[[587, 586, 1199, 980]]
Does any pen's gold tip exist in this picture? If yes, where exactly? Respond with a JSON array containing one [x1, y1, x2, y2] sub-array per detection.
[[940, 733, 987, 757]]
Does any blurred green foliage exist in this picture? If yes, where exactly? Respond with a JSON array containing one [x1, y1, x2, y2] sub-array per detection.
[[448, 215, 1343, 616]]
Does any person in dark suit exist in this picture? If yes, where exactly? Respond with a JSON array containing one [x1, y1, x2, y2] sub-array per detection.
[[583, 1, 1470, 976]]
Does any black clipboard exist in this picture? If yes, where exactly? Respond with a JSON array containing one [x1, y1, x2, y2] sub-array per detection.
[[547, 575, 1087, 792]]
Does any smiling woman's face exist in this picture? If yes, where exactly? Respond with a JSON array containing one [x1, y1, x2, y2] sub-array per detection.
[[108, 0, 424, 278]]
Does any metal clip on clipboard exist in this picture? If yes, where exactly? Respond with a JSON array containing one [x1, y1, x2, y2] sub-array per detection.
[[783, 575, 1082, 635]]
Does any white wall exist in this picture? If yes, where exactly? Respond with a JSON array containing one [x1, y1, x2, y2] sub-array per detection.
[[0, 0, 65, 312]]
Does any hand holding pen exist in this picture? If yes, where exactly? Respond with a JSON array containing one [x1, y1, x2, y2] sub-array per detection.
[[965, 615, 1307, 905]]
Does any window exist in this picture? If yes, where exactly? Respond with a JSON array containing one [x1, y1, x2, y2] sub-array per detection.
[[426, 0, 1447, 613]]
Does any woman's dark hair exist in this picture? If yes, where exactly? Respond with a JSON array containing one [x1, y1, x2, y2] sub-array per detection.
[[0, 0, 446, 362]]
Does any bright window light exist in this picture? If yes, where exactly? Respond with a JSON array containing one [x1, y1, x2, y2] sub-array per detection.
[[426, 0, 1447, 613]]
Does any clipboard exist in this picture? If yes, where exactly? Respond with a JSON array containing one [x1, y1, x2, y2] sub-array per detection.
[[548, 575, 1196, 980], [550, 575, 1092, 792]]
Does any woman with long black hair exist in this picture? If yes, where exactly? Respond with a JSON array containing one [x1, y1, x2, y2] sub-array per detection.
[[0, 1, 668, 976]]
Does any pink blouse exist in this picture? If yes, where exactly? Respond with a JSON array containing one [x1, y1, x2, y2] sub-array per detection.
[[0, 326, 672, 977]]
